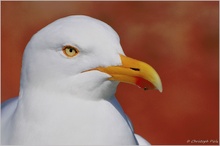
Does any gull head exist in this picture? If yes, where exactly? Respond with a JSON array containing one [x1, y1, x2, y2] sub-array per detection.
[[20, 15, 162, 100]]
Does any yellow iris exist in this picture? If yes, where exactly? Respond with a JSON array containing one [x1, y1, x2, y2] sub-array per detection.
[[62, 46, 79, 58]]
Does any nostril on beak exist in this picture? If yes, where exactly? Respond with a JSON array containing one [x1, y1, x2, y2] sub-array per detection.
[[130, 68, 140, 71]]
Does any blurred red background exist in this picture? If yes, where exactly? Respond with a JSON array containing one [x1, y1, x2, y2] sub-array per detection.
[[1, 1, 219, 145]]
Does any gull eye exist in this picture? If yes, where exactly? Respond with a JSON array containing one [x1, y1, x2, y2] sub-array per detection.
[[62, 46, 79, 58]]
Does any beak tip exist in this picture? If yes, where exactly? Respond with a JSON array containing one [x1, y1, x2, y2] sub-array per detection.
[[158, 86, 163, 93], [155, 80, 163, 93]]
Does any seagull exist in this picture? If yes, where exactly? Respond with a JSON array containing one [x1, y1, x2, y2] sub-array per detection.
[[1, 15, 162, 145]]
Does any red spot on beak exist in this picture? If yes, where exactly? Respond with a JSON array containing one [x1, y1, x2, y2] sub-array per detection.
[[135, 77, 155, 90]]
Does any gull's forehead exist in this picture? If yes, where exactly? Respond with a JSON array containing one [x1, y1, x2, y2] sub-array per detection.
[[35, 16, 121, 50]]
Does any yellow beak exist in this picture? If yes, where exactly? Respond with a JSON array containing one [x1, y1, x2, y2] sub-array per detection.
[[96, 55, 162, 92]]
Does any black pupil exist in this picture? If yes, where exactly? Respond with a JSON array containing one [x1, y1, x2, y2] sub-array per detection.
[[69, 49, 73, 52]]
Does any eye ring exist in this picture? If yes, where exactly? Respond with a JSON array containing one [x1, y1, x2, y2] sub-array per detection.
[[62, 45, 79, 58]]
